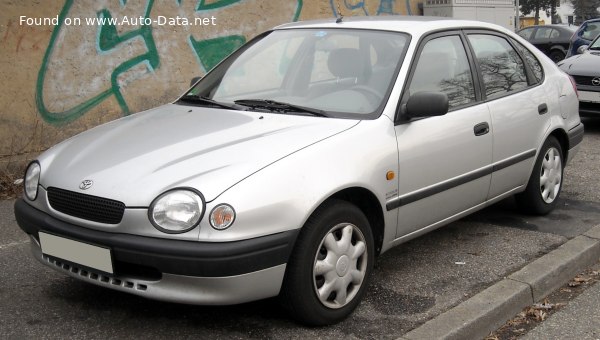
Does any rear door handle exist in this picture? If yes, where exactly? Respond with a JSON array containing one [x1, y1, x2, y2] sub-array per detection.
[[474, 122, 489, 136], [538, 103, 548, 115]]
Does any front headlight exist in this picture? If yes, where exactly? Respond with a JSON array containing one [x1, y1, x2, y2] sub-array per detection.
[[149, 189, 205, 234], [24, 161, 41, 201]]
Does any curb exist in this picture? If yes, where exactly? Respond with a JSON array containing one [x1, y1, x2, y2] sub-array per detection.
[[400, 224, 600, 340]]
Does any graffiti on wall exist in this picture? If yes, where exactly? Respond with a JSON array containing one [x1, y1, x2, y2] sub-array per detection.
[[329, 0, 413, 16], [36, 0, 302, 125]]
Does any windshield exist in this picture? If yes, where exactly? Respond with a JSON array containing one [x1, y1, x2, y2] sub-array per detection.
[[185, 29, 409, 119], [589, 34, 600, 50]]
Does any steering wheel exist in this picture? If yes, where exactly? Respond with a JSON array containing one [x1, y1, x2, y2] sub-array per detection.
[[350, 85, 384, 105]]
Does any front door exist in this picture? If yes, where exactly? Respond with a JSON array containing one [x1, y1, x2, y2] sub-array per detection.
[[391, 32, 493, 238]]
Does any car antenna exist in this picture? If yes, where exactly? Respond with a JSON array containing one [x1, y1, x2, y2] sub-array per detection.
[[335, 0, 344, 23]]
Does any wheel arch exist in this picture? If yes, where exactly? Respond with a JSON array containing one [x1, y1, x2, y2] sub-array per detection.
[[549, 45, 566, 54], [549, 128, 569, 161], [320, 187, 385, 256]]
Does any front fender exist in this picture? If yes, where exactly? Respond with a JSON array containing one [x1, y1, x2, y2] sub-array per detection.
[[195, 117, 400, 243]]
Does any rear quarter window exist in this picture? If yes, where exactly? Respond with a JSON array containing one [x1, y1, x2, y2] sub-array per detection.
[[512, 39, 544, 84]]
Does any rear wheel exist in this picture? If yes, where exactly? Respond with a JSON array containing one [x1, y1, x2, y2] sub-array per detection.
[[280, 200, 374, 326], [516, 136, 563, 215], [549, 50, 565, 63]]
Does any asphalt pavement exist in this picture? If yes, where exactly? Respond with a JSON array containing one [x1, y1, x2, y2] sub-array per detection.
[[0, 118, 599, 339]]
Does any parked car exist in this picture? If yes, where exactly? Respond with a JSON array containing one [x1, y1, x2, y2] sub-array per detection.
[[566, 18, 600, 57], [559, 33, 600, 116], [15, 17, 583, 326], [517, 24, 577, 62]]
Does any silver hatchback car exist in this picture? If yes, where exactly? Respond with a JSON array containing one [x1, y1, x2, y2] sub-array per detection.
[[16, 17, 583, 325]]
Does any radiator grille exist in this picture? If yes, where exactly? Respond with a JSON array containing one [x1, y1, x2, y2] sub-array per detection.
[[572, 75, 598, 87], [47, 187, 125, 224]]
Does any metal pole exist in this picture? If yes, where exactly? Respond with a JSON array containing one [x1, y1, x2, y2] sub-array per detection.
[[515, 0, 520, 31]]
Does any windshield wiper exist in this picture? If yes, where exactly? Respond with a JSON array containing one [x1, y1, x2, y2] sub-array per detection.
[[234, 99, 328, 117], [179, 95, 242, 110]]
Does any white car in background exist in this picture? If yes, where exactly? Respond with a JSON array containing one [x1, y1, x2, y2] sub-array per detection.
[[16, 16, 582, 325]]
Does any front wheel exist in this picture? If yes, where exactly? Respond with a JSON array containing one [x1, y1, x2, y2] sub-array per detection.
[[280, 200, 374, 326], [516, 136, 564, 215], [549, 50, 565, 63]]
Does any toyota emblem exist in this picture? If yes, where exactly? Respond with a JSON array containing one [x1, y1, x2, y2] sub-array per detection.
[[592, 77, 600, 86], [79, 179, 93, 190]]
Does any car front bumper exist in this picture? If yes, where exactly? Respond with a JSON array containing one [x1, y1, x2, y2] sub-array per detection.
[[15, 199, 298, 305], [576, 88, 600, 116]]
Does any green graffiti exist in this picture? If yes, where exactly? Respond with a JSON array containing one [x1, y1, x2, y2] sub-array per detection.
[[36, 0, 157, 124], [293, 0, 303, 21], [196, 0, 242, 11], [96, 3, 159, 114], [36, 0, 112, 125], [329, 0, 402, 16], [37, 0, 303, 125], [188, 0, 303, 71], [189, 35, 246, 71]]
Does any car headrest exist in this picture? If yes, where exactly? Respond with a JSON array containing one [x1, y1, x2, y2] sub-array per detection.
[[328, 48, 363, 79]]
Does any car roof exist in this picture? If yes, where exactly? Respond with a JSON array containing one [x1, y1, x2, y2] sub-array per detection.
[[520, 24, 577, 31], [274, 15, 512, 37]]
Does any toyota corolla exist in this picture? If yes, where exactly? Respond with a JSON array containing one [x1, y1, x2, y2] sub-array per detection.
[[15, 17, 583, 325]]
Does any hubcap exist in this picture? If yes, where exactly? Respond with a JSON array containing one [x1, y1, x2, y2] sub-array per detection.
[[540, 147, 562, 204], [313, 223, 367, 309]]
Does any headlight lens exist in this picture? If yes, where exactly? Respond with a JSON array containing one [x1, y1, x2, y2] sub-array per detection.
[[210, 204, 236, 230], [24, 162, 41, 201], [149, 189, 204, 233]]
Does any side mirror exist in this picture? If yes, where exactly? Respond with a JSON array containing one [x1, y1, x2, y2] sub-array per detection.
[[577, 45, 589, 54], [190, 76, 202, 87], [405, 92, 449, 118]]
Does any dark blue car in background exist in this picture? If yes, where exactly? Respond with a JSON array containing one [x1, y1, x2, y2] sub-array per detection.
[[567, 18, 600, 58]]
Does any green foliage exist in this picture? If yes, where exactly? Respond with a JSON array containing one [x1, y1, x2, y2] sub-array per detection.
[[520, 0, 554, 23], [571, 0, 600, 21]]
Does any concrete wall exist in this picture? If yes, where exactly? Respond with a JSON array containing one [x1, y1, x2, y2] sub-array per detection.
[[0, 0, 422, 171]]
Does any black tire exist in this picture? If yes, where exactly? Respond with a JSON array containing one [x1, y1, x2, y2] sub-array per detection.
[[280, 199, 374, 326], [516, 136, 564, 215], [549, 50, 565, 63]]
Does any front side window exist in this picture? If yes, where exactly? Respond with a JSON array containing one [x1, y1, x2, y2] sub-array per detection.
[[407, 35, 476, 109], [518, 28, 534, 40], [581, 23, 600, 40], [188, 29, 408, 119], [468, 34, 528, 99]]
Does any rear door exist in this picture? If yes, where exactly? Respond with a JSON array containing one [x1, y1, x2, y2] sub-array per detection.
[[465, 31, 548, 199]]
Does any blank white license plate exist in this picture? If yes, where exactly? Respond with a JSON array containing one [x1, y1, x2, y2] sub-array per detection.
[[579, 91, 600, 103], [39, 232, 113, 274]]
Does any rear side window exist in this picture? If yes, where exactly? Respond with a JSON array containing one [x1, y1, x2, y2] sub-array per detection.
[[408, 35, 476, 109], [534, 27, 552, 39], [512, 39, 544, 84], [467, 34, 528, 99]]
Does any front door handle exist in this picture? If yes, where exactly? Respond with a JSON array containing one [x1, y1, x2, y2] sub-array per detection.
[[538, 103, 548, 115], [474, 122, 489, 136]]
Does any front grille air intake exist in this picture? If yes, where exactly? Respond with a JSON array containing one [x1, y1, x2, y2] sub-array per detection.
[[572, 75, 595, 86], [47, 187, 125, 224]]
